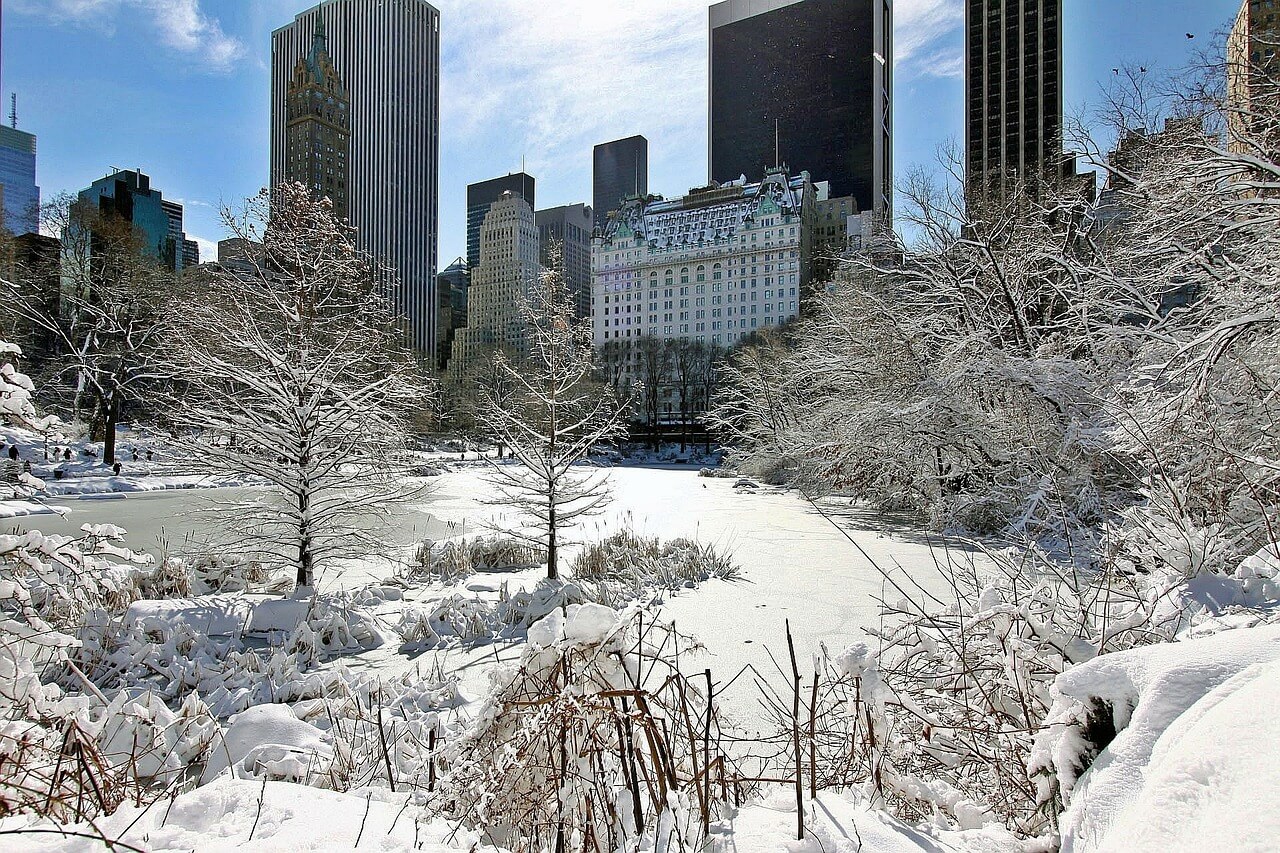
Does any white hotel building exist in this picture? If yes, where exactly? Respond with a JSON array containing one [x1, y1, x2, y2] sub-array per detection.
[[591, 167, 817, 350]]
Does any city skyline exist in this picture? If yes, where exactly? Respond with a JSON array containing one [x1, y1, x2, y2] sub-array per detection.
[[4, 0, 1244, 266]]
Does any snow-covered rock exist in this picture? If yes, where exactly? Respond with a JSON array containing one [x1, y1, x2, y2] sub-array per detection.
[[1034, 623, 1280, 852]]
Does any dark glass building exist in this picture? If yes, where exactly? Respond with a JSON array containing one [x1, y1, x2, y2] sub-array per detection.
[[709, 0, 892, 217], [77, 170, 181, 272], [965, 0, 1064, 197], [592, 135, 648, 231], [535, 203, 594, 319], [466, 173, 535, 270]]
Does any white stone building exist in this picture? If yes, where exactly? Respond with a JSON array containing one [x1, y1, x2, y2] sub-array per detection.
[[449, 191, 540, 381], [591, 167, 816, 350]]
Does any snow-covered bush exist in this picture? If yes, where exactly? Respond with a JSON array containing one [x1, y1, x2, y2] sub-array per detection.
[[399, 535, 548, 586], [183, 553, 281, 594], [571, 530, 740, 592], [434, 604, 739, 852]]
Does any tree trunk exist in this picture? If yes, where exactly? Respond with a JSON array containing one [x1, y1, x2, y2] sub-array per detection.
[[103, 390, 119, 465], [547, 490, 558, 579], [296, 439, 313, 591]]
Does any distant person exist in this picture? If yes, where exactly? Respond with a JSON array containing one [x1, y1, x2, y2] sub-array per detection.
[[113, 461, 122, 476], [7, 446, 17, 461], [146, 449, 153, 462], [63, 448, 72, 461], [131, 448, 139, 462]]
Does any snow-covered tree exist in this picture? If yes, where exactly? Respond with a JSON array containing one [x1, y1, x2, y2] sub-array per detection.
[[167, 184, 429, 591], [480, 256, 628, 579]]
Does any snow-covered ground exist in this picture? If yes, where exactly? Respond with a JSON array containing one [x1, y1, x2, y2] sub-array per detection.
[[4, 462, 1275, 853]]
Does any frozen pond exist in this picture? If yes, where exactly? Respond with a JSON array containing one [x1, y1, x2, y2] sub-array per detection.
[[6, 467, 966, 715], [2, 485, 463, 584]]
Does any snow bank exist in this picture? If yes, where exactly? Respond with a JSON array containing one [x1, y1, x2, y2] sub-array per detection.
[[1034, 624, 1280, 852], [0, 777, 470, 852]]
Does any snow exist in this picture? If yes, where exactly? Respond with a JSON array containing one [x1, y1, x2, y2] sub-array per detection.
[[201, 703, 332, 784], [8, 461, 1276, 852], [0, 778, 474, 852], [126, 595, 255, 637], [1039, 624, 1280, 852], [708, 788, 1023, 853], [563, 602, 621, 644]]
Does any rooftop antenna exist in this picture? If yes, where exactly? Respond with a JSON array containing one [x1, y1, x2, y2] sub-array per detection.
[[9, 94, 15, 130], [774, 119, 780, 169]]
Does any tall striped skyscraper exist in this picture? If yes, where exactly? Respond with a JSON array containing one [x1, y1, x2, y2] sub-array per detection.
[[271, 0, 441, 357], [965, 0, 1064, 198]]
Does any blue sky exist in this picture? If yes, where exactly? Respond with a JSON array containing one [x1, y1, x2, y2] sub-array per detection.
[[4, 0, 1244, 266]]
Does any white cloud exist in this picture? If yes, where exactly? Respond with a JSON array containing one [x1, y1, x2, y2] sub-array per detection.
[[12, 0, 244, 71], [192, 235, 219, 265], [896, 0, 965, 79]]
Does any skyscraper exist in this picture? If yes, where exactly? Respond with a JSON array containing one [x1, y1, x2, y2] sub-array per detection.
[[0, 123, 39, 236], [709, 0, 892, 218], [79, 170, 181, 271], [271, 0, 441, 356], [536, 204, 594, 320], [466, 173, 535, 269], [160, 199, 199, 272], [435, 257, 469, 371], [450, 192, 540, 381], [965, 0, 1064, 198], [593, 136, 648, 231], [284, 20, 351, 220], [0, 4, 41, 236]]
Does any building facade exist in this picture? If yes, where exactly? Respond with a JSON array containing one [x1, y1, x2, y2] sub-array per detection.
[[0, 125, 39, 236], [466, 173, 535, 269], [271, 0, 441, 357], [1228, 0, 1280, 147], [78, 170, 181, 271], [435, 257, 469, 371], [535, 203, 594, 319], [812, 193, 877, 282], [965, 0, 1064, 198], [592, 167, 816, 351], [449, 193, 540, 381], [160, 199, 199, 272], [283, 20, 351, 220], [709, 0, 892, 218], [593, 136, 648, 231]]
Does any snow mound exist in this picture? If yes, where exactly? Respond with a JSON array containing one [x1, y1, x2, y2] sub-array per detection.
[[126, 595, 253, 637], [528, 602, 619, 649], [1034, 623, 1280, 852], [201, 703, 332, 784], [0, 778, 466, 852]]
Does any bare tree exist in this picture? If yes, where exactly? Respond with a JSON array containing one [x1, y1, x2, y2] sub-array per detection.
[[634, 335, 670, 450], [481, 256, 629, 579], [2, 193, 174, 463], [166, 184, 428, 592]]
